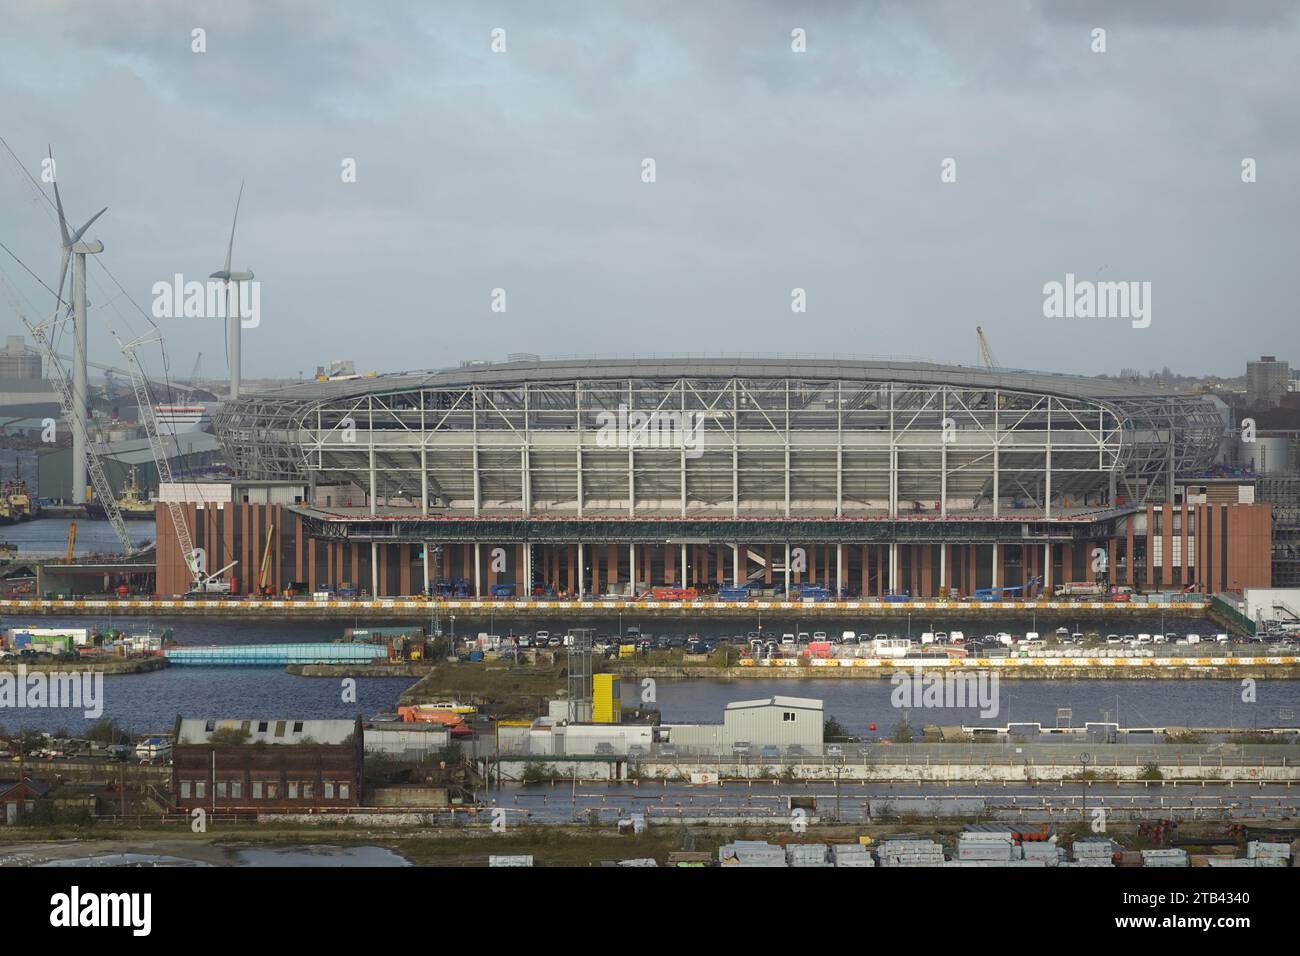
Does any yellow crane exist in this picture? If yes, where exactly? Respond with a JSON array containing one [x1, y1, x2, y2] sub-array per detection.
[[259, 523, 275, 595], [65, 520, 77, 562], [976, 326, 998, 369]]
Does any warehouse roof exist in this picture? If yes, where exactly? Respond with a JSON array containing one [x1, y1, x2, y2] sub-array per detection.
[[243, 355, 1191, 404], [726, 696, 823, 711], [177, 717, 357, 745]]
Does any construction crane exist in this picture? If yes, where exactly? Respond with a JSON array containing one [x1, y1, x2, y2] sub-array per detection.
[[117, 329, 229, 592], [259, 522, 275, 595], [0, 272, 133, 552], [189, 352, 202, 389], [976, 326, 998, 370], [65, 520, 77, 562]]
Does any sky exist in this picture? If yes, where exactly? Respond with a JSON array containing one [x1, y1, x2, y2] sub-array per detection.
[[1, 0, 1297, 385]]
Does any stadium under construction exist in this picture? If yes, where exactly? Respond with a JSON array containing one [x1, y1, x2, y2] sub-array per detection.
[[146, 357, 1275, 598]]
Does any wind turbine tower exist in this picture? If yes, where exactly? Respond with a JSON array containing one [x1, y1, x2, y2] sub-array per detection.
[[50, 149, 107, 505], [210, 183, 254, 400]]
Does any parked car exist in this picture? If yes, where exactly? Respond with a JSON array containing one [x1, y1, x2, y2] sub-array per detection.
[[761, 745, 781, 761], [594, 742, 615, 756], [732, 740, 752, 757], [658, 744, 677, 758]]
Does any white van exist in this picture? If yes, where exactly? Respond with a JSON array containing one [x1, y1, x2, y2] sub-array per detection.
[[920, 631, 935, 645], [781, 633, 795, 646]]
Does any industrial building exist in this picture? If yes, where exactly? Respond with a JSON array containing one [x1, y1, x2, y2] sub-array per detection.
[[145, 356, 1276, 595], [38, 433, 222, 502], [0, 335, 57, 418], [499, 695, 825, 759], [662, 696, 825, 757], [171, 716, 364, 811]]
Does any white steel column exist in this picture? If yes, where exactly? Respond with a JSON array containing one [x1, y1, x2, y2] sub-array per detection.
[[370, 542, 379, 596], [733, 543, 742, 587], [474, 541, 482, 597], [784, 542, 792, 595], [629, 542, 637, 596], [680, 543, 687, 588], [992, 541, 1001, 588], [578, 542, 585, 597], [889, 543, 899, 594], [420, 444, 429, 515], [836, 543, 844, 597], [1043, 541, 1053, 592], [939, 544, 947, 592], [422, 544, 430, 596]]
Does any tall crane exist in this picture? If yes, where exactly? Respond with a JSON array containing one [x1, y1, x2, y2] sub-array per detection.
[[976, 326, 999, 370], [116, 329, 208, 590], [0, 271, 133, 551]]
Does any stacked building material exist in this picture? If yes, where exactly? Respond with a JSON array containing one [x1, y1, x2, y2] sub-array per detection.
[[786, 843, 831, 867], [616, 858, 659, 866], [719, 840, 788, 867], [1021, 842, 1065, 865], [877, 839, 945, 866], [1072, 839, 1118, 865], [946, 859, 1048, 867], [956, 831, 1018, 862], [831, 844, 876, 867], [488, 855, 534, 867], [1246, 841, 1291, 865], [1141, 848, 1189, 867]]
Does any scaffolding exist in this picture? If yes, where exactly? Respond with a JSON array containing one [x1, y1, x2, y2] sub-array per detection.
[[215, 359, 1226, 519]]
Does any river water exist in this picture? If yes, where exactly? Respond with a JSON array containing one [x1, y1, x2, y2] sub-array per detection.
[[1, 614, 1298, 735], [1, 517, 156, 557]]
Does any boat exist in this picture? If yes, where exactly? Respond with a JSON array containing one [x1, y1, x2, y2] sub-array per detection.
[[2, 477, 34, 520], [85, 467, 156, 520]]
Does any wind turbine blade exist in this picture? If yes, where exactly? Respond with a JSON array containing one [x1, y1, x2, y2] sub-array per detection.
[[223, 180, 244, 273], [70, 206, 108, 244], [49, 146, 71, 247], [53, 248, 70, 314]]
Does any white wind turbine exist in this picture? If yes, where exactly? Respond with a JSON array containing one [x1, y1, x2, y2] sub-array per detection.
[[210, 182, 254, 400], [50, 147, 107, 505]]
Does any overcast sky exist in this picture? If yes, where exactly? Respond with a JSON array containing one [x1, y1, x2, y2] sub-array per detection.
[[1, 0, 1297, 385]]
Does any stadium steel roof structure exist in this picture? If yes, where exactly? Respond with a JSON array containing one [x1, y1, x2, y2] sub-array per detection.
[[214, 355, 1226, 528]]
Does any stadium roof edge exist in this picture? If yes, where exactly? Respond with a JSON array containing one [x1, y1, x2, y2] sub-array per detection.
[[241, 356, 1202, 404]]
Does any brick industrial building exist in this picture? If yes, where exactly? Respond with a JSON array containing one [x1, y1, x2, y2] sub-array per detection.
[[171, 717, 364, 811]]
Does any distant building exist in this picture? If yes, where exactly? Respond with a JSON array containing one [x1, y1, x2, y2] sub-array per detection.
[[1247, 355, 1291, 407], [1, 778, 52, 824], [0, 336, 41, 379], [172, 716, 364, 811]]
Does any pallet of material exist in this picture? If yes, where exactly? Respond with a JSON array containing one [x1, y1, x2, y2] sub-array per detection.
[[832, 844, 876, 867], [1246, 841, 1292, 862], [719, 841, 787, 867], [1141, 849, 1189, 867], [877, 839, 945, 866], [787, 844, 831, 867]]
